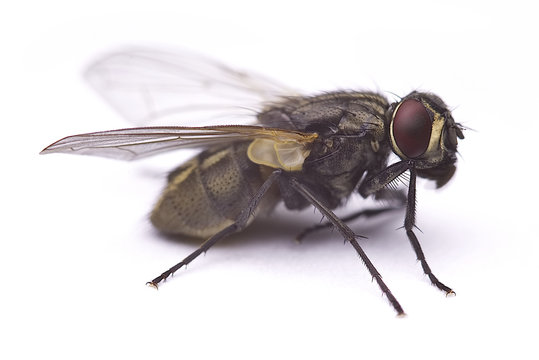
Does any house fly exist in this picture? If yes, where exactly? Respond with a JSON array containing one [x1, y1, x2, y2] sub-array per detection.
[[41, 48, 465, 315]]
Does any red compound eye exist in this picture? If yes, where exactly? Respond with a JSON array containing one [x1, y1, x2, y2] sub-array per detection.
[[392, 99, 432, 158]]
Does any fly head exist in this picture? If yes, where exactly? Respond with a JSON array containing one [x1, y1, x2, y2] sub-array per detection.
[[388, 92, 465, 188]]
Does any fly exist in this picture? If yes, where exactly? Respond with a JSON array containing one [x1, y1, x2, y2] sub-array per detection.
[[41, 48, 465, 315]]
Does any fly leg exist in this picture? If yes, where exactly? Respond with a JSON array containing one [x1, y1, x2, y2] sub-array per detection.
[[296, 189, 406, 241], [359, 161, 454, 296], [296, 206, 402, 241], [147, 169, 282, 288], [289, 177, 405, 316], [405, 166, 454, 295]]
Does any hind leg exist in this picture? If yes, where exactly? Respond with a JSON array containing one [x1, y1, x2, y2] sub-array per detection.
[[147, 169, 282, 288]]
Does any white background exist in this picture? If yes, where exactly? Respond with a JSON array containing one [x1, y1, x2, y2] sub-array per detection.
[[2, 1, 538, 359]]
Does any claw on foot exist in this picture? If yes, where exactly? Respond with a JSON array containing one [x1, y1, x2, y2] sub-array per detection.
[[146, 281, 159, 290], [445, 290, 456, 297]]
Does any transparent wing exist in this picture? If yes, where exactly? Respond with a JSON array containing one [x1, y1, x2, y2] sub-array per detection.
[[85, 47, 299, 126], [40, 125, 318, 161]]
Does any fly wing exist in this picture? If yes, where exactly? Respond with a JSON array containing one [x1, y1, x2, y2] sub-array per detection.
[[40, 125, 318, 161], [85, 48, 299, 126]]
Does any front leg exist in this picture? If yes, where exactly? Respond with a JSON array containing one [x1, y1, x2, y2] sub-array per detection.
[[358, 161, 410, 197], [405, 165, 454, 295], [360, 161, 454, 295]]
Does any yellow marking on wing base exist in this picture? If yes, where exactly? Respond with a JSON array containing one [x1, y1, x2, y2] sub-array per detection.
[[247, 138, 311, 171]]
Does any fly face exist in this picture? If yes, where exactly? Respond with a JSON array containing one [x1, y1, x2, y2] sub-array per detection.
[[388, 91, 465, 187]]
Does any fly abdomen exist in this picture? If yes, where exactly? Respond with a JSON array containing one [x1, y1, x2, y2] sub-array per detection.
[[150, 142, 278, 237]]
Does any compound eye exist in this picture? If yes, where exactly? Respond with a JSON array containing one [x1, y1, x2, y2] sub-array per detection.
[[393, 99, 432, 158]]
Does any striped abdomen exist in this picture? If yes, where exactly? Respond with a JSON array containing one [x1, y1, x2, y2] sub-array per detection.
[[150, 141, 278, 237]]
